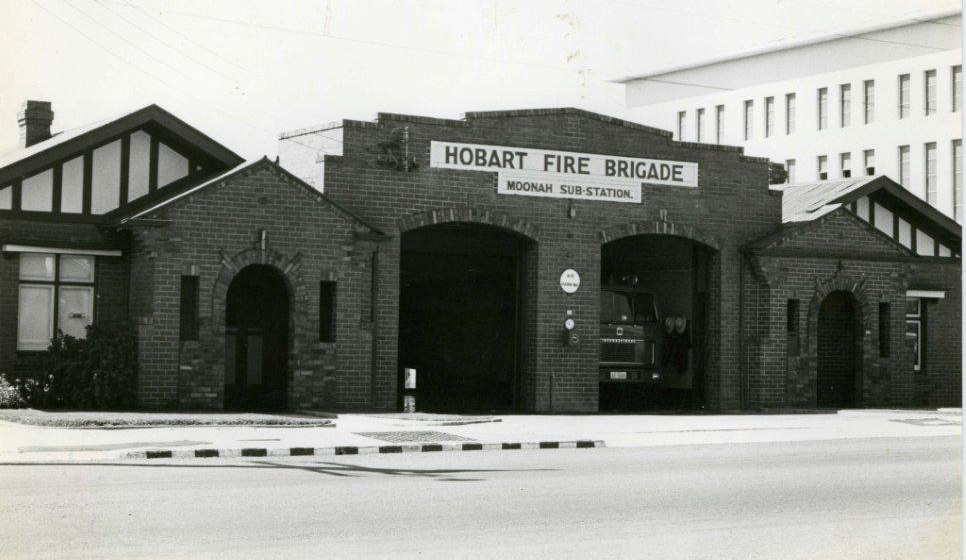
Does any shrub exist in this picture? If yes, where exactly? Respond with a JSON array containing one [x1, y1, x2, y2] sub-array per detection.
[[38, 322, 137, 410], [0, 374, 27, 408]]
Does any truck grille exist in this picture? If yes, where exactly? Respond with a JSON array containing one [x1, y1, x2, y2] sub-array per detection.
[[601, 342, 637, 362]]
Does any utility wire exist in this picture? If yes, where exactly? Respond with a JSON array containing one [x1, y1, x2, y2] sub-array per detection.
[[88, 0, 242, 83]]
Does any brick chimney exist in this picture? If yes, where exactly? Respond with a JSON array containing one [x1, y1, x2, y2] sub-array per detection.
[[18, 100, 54, 148]]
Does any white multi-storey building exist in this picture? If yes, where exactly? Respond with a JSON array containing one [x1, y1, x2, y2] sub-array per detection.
[[616, 9, 963, 222]]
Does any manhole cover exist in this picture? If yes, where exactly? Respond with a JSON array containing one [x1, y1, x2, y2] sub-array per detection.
[[354, 431, 475, 443]]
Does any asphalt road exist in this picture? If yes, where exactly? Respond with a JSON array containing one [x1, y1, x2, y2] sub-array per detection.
[[0, 436, 959, 560]]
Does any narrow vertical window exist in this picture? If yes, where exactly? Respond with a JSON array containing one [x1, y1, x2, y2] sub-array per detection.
[[898, 74, 910, 119], [743, 100, 753, 140], [179, 275, 199, 341], [953, 139, 963, 223], [924, 69, 937, 115], [785, 159, 796, 183], [818, 155, 828, 180], [839, 84, 851, 127], [787, 299, 800, 357], [715, 105, 725, 144], [817, 88, 828, 130], [864, 149, 875, 175], [677, 111, 686, 141], [878, 302, 891, 357], [695, 108, 705, 143], [953, 65, 962, 113], [319, 281, 336, 343], [898, 145, 910, 187], [764, 96, 774, 138], [840, 152, 851, 178], [785, 93, 796, 134], [905, 298, 923, 372], [863, 79, 875, 124], [925, 142, 937, 204]]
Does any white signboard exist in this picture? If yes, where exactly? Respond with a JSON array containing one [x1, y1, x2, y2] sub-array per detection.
[[430, 141, 698, 204], [560, 269, 581, 294]]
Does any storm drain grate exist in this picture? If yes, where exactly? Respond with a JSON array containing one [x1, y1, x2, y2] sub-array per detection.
[[354, 430, 475, 443]]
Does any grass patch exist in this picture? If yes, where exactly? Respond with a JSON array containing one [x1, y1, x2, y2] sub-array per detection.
[[0, 409, 334, 428]]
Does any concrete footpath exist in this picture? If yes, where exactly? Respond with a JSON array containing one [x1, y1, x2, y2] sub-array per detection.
[[0, 408, 960, 463]]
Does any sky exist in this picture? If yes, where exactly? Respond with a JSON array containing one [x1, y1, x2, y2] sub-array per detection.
[[0, 0, 959, 159]]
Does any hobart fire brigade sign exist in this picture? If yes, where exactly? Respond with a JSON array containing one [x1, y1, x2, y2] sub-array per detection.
[[430, 141, 698, 204]]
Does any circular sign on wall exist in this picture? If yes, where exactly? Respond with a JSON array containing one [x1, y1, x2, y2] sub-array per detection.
[[560, 269, 581, 294]]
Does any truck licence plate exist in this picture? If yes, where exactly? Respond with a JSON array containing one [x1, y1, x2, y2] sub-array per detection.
[[609, 371, 627, 380]]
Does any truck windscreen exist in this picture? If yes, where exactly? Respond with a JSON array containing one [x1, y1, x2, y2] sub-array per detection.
[[600, 290, 657, 324]]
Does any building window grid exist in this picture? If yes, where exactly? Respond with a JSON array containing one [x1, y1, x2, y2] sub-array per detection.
[[818, 155, 828, 180], [840, 152, 851, 178], [743, 100, 753, 140], [924, 69, 937, 115], [785, 159, 796, 183], [863, 80, 874, 124], [864, 149, 875, 175], [898, 74, 910, 119], [785, 93, 796, 134], [817, 88, 828, 130], [925, 142, 937, 204], [677, 111, 686, 141], [839, 84, 851, 127], [17, 253, 95, 351]]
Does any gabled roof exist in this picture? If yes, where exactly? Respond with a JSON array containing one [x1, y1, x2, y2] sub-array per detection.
[[0, 104, 243, 186], [117, 157, 385, 236], [773, 174, 961, 241]]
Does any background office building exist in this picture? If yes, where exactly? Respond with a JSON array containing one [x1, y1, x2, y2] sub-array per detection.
[[616, 9, 963, 223]]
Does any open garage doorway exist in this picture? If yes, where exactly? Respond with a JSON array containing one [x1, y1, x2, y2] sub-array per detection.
[[224, 265, 289, 410], [816, 290, 862, 408], [599, 235, 713, 412], [398, 223, 529, 412]]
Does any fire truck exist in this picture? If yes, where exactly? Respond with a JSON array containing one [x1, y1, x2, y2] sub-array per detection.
[[599, 280, 663, 384]]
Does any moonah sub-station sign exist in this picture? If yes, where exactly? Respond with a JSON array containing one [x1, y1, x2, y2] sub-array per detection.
[[430, 141, 698, 204]]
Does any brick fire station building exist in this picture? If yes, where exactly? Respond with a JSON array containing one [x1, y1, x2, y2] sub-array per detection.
[[0, 101, 959, 412]]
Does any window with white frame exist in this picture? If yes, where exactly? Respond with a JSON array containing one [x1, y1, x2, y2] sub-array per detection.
[[954, 139, 963, 223], [818, 155, 828, 180], [677, 111, 686, 141], [785, 93, 796, 134], [785, 159, 796, 183], [695, 108, 705, 143], [17, 253, 95, 351], [715, 105, 725, 144], [840, 152, 852, 178], [764, 96, 774, 138], [925, 142, 937, 205], [839, 84, 851, 127], [898, 74, 911, 119], [898, 145, 910, 187], [905, 298, 923, 372], [743, 100, 753, 140], [863, 80, 874, 124], [864, 149, 875, 175], [817, 88, 828, 130], [953, 65, 962, 113], [924, 69, 937, 116]]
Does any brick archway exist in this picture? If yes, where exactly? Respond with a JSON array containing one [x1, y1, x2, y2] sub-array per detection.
[[599, 220, 721, 250], [397, 207, 541, 240], [804, 274, 873, 407]]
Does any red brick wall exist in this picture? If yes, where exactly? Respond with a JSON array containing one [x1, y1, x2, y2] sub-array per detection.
[[307, 109, 781, 411]]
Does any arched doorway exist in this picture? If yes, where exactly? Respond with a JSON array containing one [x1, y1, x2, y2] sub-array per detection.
[[224, 264, 290, 410], [398, 222, 531, 412], [598, 234, 714, 412], [816, 290, 862, 408]]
